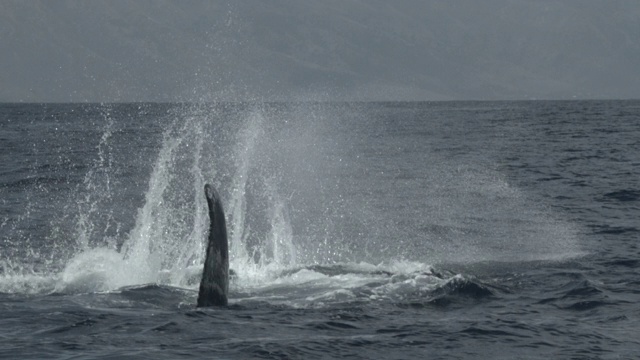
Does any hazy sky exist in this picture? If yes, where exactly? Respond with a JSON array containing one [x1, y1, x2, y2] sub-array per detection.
[[1, 0, 639, 102]]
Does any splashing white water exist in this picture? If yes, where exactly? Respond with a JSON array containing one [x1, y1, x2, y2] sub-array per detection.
[[227, 110, 266, 274], [1, 103, 585, 297], [53, 105, 302, 294]]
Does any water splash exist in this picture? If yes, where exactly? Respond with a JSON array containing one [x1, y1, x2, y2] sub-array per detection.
[[75, 106, 117, 250], [227, 110, 266, 272], [53, 104, 301, 293], [264, 188, 297, 268], [1, 103, 585, 298]]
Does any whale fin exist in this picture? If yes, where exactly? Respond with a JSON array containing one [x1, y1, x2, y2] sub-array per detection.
[[197, 184, 229, 307]]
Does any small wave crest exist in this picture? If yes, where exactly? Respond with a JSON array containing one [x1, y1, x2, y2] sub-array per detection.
[[535, 278, 627, 311], [601, 189, 640, 203]]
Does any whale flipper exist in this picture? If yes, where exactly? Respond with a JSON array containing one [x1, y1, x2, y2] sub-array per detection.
[[197, 184, 229, 307]]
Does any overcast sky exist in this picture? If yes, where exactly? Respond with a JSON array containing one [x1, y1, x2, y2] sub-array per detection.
[[1, 0, 639, 102]]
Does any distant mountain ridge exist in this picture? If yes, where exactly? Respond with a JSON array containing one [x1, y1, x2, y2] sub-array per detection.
[[1, 0, 638, 102]]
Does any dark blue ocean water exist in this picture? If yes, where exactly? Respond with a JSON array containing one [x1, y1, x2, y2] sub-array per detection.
[[0, 101, 639, 359]]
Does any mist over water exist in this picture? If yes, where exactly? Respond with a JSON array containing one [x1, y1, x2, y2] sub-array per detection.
[[3, 101, 636, 359], [1, 102, 582, 297]]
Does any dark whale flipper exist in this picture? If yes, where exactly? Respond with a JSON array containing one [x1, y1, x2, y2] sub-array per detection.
[[197, 184, 229, 307]]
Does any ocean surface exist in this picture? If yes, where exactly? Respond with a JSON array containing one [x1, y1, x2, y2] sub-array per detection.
[[0, 101, 639, 359]]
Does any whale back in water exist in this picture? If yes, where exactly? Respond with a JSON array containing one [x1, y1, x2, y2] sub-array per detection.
[[197, 184, 229, 307]]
